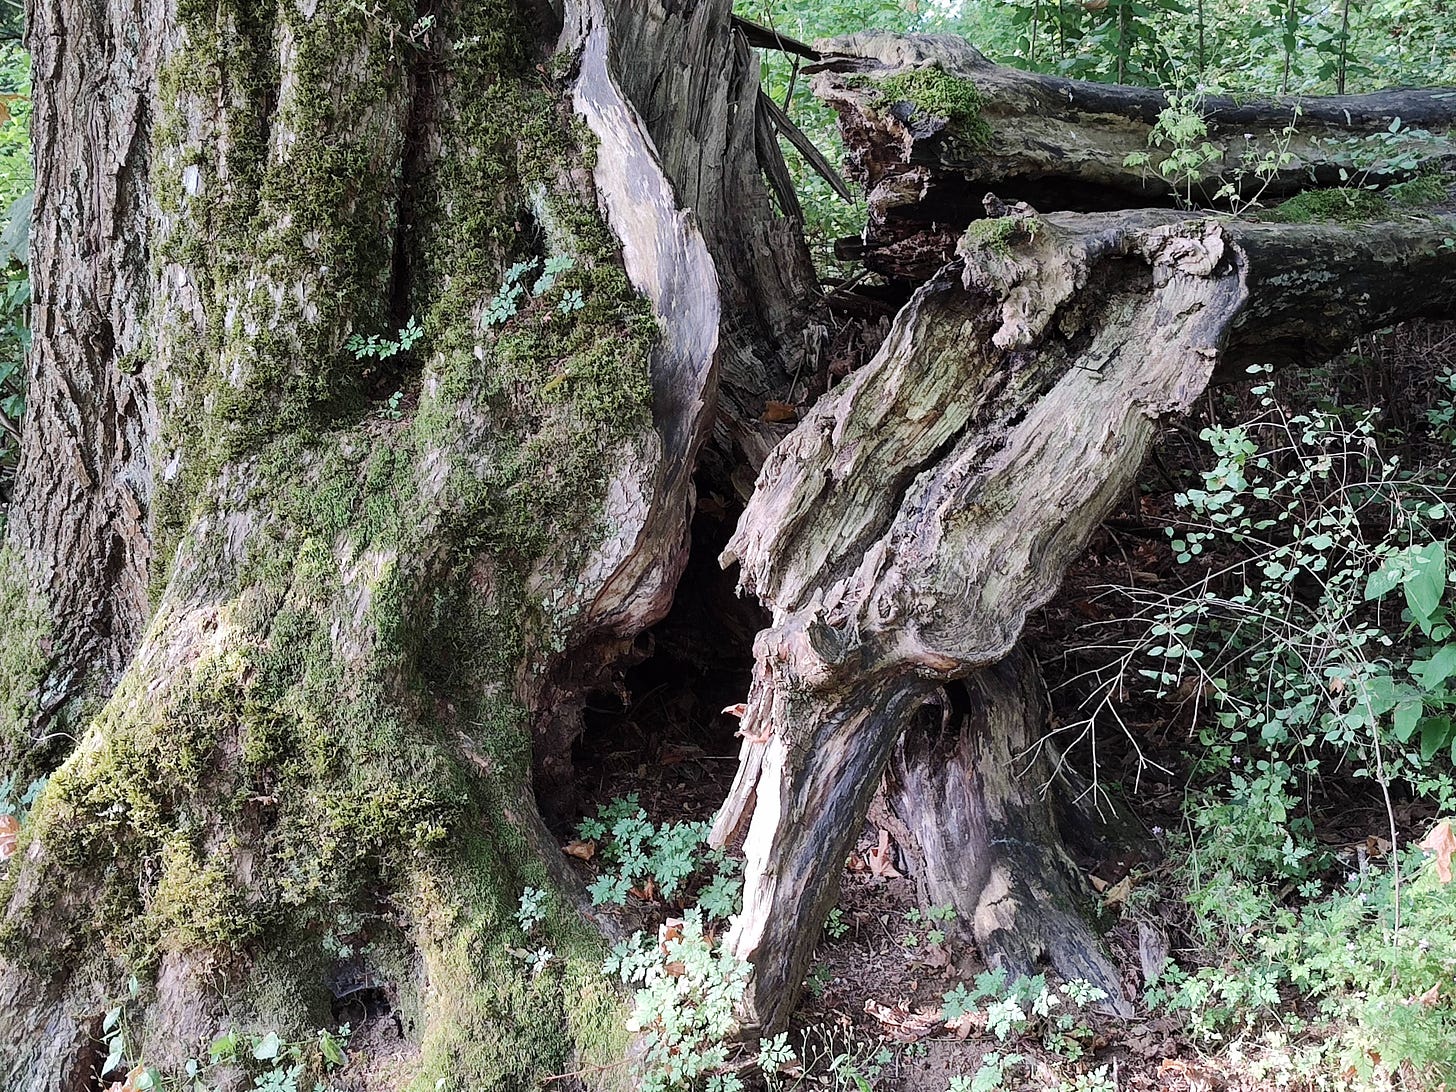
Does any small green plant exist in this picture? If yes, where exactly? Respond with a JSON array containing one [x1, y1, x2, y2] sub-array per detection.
[[516, 885, 546, 934], [378, 390, 404, 420], [486, 255, 581, 326], [1057, 1065, 1116, 1092], [805, 962, 832, 998], [959, 1051, 1023, 1092], [1125, 90, 1300, 213], [345, 315, 421, 360], [824, 906, 849, 940], [944, 972, 1105, 1050], [604, 909, 749, 1091], [576, 795, 740, 916], [901, 903, 956, 947]]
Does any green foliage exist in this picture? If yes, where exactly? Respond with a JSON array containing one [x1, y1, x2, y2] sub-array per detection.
[[604, 910, 749, 1092], [901, 902, 956, 947], [942, 972, 1106, 1051], [344, 316, 422, 360], [1110, 370, 1456, 890], [1144, 844, 1456, 1086], [957, 1051, 1023, 1092], [96, 974, 353, 1092], [823, 906, 849, 940], [576, 795, 742, 918]]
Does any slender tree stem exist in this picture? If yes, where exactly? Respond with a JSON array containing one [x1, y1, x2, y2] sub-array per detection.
[[1197, 0, 1205, 73], [1337, 0, 1352, 94]]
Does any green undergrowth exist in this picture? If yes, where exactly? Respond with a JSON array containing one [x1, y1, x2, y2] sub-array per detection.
[[1145, 839, 1456, 1088], [0, 0, 656, 1085]]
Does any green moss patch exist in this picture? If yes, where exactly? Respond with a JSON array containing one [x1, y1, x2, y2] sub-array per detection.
[[963, 214, 1038, 256], [1266, 186, 1397, 223], [865, 64, 993, 149], [0, 548, 54, 777]]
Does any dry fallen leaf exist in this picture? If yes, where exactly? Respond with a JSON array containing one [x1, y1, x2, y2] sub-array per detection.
[[721, 703, 747, 719], [945, 1010, 978, 1040], [866, 828, 902, 879], [1159, 1058, 1215, 1092], [863, 998, 941, 1042], [562, 839, 596, 862], [845, 851, 868, 874], [762, 400, 799, 423], [0, 814, 19, 861], [1102, 875, 1132, 908], [1365, 834, 1392, 857], [1413, 982, 1441, 1007], [1419, 819, 1456, 884]]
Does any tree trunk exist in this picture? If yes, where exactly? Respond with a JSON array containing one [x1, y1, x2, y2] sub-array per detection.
[[0, 0, 815, 1085], [885, 646, 1124, 1007]]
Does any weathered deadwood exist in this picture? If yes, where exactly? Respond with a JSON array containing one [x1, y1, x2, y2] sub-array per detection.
[[605, 3, 824, 490], [810, 33, 1456, 278], [885, 646, 1124, 1007], [713, 207, 1456, 1033]]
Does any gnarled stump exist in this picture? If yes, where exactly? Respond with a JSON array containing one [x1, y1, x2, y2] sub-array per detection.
[[717, 201, 1456, 1032], [885, 646, 1120, 1005]]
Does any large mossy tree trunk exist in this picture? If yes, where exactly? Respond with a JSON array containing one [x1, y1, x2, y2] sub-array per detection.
[[0, 0, 817, 1086]]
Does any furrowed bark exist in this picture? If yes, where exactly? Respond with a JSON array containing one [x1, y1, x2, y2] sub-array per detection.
[[0, 0, 161, 768], [809, 33, 1456, 277], [717, 205, 1456, 1033], [0, 0, 804, 1085]]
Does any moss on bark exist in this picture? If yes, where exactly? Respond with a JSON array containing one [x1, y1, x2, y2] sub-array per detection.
[[0, 0, 656, 1084]]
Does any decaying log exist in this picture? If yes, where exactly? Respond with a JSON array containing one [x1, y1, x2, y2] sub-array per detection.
[[809, 34, 1456, 277], [714, 204, 1456, 1033]]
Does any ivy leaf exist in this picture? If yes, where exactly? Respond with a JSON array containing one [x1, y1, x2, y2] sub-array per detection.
[[1403, 542, 1446, 627], [1394, 699, 1423, 743], [252, 1031, 282, 1061], [1420, 716, 1452, 763], [1413, 644, 1456, 691]]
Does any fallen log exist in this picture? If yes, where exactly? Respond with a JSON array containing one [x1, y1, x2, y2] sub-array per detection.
[[809, 33, 1456, 278]]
